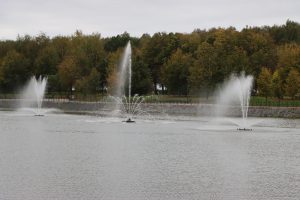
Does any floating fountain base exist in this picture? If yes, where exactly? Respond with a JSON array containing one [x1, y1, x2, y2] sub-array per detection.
[[34, 114, 45, 117], [123, 118, 135, 123], [237, 128, 252, 131]]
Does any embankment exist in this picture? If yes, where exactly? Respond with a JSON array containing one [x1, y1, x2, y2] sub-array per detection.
[[0, 99, 300, 118]]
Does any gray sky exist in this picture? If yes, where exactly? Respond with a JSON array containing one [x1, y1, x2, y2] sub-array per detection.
[[1, 0, 300, 40]]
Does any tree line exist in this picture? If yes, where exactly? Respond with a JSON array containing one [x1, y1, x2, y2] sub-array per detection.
[[0, 20, 300, 99]]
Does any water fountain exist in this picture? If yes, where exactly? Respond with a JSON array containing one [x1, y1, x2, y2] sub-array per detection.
[[215, 72, 253, 130], [20, 76, 48, 116], [110, 94, 145, 122], [111, 41, 144, 122]]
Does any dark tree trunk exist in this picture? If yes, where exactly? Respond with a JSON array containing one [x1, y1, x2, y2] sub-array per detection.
[[154, 82, 157, 94]]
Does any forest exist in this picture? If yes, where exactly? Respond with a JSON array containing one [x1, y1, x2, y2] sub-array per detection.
[[0, 20, 300, 100]]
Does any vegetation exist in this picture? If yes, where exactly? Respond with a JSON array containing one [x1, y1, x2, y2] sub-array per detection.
[[1, 20, 300, 103], [257, 67, 273, 101]]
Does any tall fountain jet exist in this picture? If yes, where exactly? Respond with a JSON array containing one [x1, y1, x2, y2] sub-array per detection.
[[111, 41, 144, 122], [216, 72, 253, 130], [33, 76, 48, 116], [116, 41, 132, 98], [21, 76, 48, 116]]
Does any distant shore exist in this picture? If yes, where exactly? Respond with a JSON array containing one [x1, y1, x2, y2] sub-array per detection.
[[1, 99, 300, 118]]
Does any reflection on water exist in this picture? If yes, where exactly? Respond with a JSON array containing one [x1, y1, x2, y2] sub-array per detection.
[[0, 111, 299, 200]]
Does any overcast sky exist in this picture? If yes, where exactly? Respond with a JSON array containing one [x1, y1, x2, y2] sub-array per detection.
[[1, 0, 300, 40]]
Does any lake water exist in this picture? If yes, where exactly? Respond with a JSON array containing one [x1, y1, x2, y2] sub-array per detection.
[[0, 111, 299, 200]]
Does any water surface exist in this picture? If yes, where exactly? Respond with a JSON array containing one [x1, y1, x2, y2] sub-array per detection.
[[0, 111, 299, 200]]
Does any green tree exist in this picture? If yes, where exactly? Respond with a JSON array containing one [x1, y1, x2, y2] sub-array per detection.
[[15, 35, 39, 67], [34, 45, 60, 75], [272, 69, 284, 99], [277, 43, 300, 71], [225, 47, 250, 74], [268, 20, 300, 44], [178, 32, 205, 56], [69, 31, 90, 76], [0, 40, 15, 58], [189, 42, 219, 97], [239, 29, 277, 80], [257, 67, 273, 101], [52, 36, 71, 60], [83, 34, 106, 92], [58, 56, 79, 93], [188, 62, 205, 94], [285, 68, 300, 99], [1, 21, 300, 97], [131, 53, 152, 95], [75, 68, 100, 94], [104, 32, 131, 52], [47, 74, 62, 94], [0, 50, 31, 91], [142, 32, 179, 94], [162, 49, 193, 95], [106, 49, 123, 95], [68, 32, 106, 86]]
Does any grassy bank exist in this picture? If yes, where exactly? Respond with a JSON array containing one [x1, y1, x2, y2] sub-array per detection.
[[250, 96, 300, 107], [1, 93, 300, 107]]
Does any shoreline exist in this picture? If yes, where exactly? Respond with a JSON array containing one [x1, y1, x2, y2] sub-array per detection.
[[0, 99, 300, 118]]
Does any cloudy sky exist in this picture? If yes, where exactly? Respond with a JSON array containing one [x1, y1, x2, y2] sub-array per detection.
[[1, 0, 300, 39]]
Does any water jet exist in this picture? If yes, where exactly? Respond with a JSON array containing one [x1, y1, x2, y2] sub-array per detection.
[[20, 76, 47, 116], [216, 72, 253, 130], [110, 41, 145, 121]]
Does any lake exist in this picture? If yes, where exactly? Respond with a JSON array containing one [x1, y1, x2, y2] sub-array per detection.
[[0, 111, 299, 200]]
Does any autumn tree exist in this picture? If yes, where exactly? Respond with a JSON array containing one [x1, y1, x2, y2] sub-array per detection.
[[272, 69, 284, 99], [0, 21, 300, 97], [277, 43, 300, 71], [69, 31, 89, 76], [257, 67, 273, 101], [188, 61, 205, 95], [285, 68, 300, 99], [240, 29, 277, 77], [178, 32, 205, 55]]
